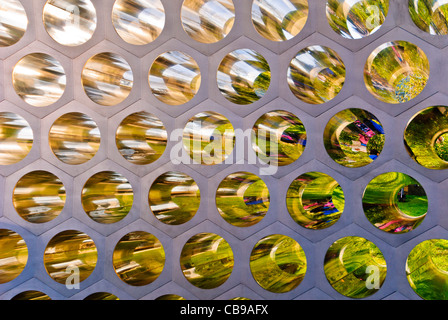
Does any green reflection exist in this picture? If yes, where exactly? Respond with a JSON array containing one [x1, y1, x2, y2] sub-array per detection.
[[409, 0, 448, 35]]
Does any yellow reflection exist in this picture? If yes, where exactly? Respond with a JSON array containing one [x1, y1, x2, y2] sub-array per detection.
[[0, 112, 33, 165], [0, 0, 28, 47], [0, 229, 28, 284], [84, 292, 119, 300], [156, 294, 186, 300], [11, 291, 51, 300]]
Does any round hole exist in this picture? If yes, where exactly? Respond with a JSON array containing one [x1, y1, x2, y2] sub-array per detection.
[[0, 229, 28, 284], [181, 0, 235, 43], [324, 108, 385, 168], [83, 292, 119, 300], [113, 231, 165, 286], [216, 172, 270, 227], [0, 0, 28, 47], [286, 172, 345, 230], [13, 53, 66, 107], [82, 52, 133, 106], [250, 234, 307, 293], [156, 294, 186, 300], [362, 172, 428, 233], [217, 48, 271, 105], [409, 0, 448, 35], [0, 112, 33, 165], [82, 171, 133, 224], [11, 291, 51, 300], [180, 233, 234, 289], [364, 41, 429, 104], [288, 45, 345, 105]]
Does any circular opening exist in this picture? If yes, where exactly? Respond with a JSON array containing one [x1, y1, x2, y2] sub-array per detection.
[[116, 111, 167, 165], [112, 0, 165, 45], [0, 0, 28, 47], [288, 45, 345, 105], [180, 233, 234, 289], [148, 51, 201, 106], [156, 294, 186, 300], [250, 234, 307, 293], [82, 52, 133, 106], [324, 108, 385, 168], [181, 0, 235, 43], [286, 172, 345, 230], [326, 0, 389, 39], [409, 0, 448, 35], [217, 48, 271, 105], [0, 112, 33, 165], [149, 171, 200, 225], [251, 0, 308, 41], [362, 172, 428, 233], [252, 110, 307, 166], [324, 236, 387, 299], [0, 229, 28, 284], [43, 230, 97, 284], [83, 292, 119, 300], [43, 0, 97, 46], [182, 111, 235, 165], [404, 106, 448, 170], [364, 41, 429, 104], [216, 171, 270, 227], [11, 291, 51, 300], [82, 171, 133, 224], [113, 231, 165, 286], [13, 170, 66, 224], [13, 53, 66, 107], [49, 112, 101, 165], [406, 239, 448, 300]]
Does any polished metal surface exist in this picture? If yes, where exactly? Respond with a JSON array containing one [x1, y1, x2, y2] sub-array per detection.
[[12, 53, 66, 107], [11, 291, 51, 300], [181, 0, 235, 43], [0, 0, 28, 47], [83, 292, 119, 300], [409, 0, 448, 35], [112, 0, 165, 45], [251, 0, 308, 41], [0, 229, 28, 284], [82, 52, 134, 106], [81, 171, 133, 224], [112, 231, 165, 286], [0, 112, 33, 166], [155, 294, 186, 300]]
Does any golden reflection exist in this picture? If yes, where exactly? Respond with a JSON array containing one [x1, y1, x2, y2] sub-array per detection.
[[180, 233, 234, 289], [0, 229, 28, 284], [13, 53, 66, 107], [43, 230, 97, 284], [113, 231, 165, 286], [11, 291, 51, 300], [82, 171, 133, 224], [0, 112, 33, 165], [217, 49, 271, 105], [82, 52, 133, 106], [84, 292, 119, 300], [116, 111, 167, 165], [112, 0, 165, 45], [252, 0, 308, 41], [13, 170, 66, 224], [156, 294, 186, 300], [409, 0, 448, 35], [181, 0, 235, 43], [0, 0, 28, 47], [49, 112, 100, 165], [149, 51, 201, 105], [43, 0, 97, 46]]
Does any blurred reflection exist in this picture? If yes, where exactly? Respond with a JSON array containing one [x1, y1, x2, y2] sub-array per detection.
[[252, 0, 308, 41], [43, 0, 97, 46], [180, 233, 234, 289], [149, 51, 201, 105], [288, 45, 345, 104], [217, 49, 271, 105], [11, 291, 51, 300], [82, 52, 133, 106], [0, 0, 28, 47], [116, 111, 167, 165], [286, 172, 344, 230], [43, 230, 97, 284], [13, 170, 66, 224], [324, 236, 387, 299], [82, 171, 133, 224], [364, 41, 429, 104], [252, 110, 306, 166], [0, 229, 28, 284], [0, 112, 33, 165], [84, 292, 119, 300], [113, 231, 165, 286], [216, 172, 270, 227], [326, 0, 389, 39], [250, 234, 307, 293], [156, 294, 186, 300], [13, 53, 66, 107], [324, 108, 385, 168], [49, 112, 101, 165], [409, 0, 448, 35], [181, 0, 235, 43], [183, 111, 235, 165], [112, 0, 165, 45], [149, 171, 200, 225]]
